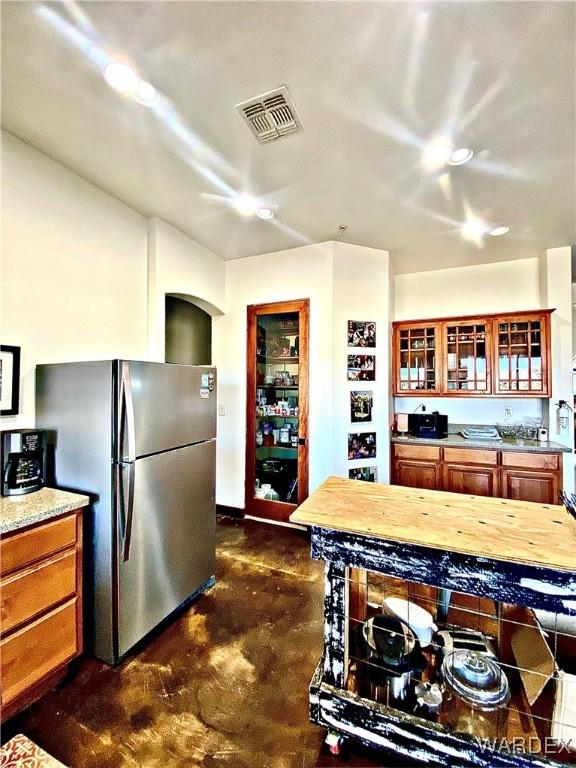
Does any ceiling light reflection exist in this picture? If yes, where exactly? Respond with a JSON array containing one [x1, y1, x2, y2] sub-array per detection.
[[490, 225, 510, 237], [103, 59, 139, 94], [461, 216, 488, 246], [134, 80, 158, 107], [422, 137, 453, 171]]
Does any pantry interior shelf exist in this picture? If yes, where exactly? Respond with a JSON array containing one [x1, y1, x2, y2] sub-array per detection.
[[257, 356, 299, 364]]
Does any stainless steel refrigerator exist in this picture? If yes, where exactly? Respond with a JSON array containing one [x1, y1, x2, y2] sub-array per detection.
[[36, 360, 216, 664]]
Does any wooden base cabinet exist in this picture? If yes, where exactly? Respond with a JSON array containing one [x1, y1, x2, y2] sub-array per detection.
[[442, 463, 500, 497], [391, 445, 440, 490], [392, 443, 563, 505], [0, 510, 83, 721], [500, 469, 560, 504]]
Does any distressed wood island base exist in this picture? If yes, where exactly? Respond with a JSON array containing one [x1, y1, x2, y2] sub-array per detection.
[[290, 477, 576, 768]]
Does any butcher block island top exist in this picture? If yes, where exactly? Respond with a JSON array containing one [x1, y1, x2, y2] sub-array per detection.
[[290, 476, 576, 573]]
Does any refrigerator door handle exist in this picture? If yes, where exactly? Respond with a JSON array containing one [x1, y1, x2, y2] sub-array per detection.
[[120, 362, 136, 463], [118, 460, 136, 562]]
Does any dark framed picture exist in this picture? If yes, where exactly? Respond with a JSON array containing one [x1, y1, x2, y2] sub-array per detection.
[[348, 321, 376, 348], [0, 345, 21, 416], [348, 432, 377, 460], [349, 466, 378, 483], [347, 355, 375, 381], [350, 391, 373, 423]]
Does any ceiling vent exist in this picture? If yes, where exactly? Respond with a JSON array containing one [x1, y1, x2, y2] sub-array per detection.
[[236, 86, 302, 144]]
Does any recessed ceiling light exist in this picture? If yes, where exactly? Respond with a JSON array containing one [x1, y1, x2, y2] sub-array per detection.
[[233, 193, 259, 217], [103, 59, 139, 94], [422, 137, 453, 171], [461, 216, 488, 245], [489, 225, 510, 237], [256, 207, 275, 220], [134, 81, 158, 107], [448, 147, 474, 166]]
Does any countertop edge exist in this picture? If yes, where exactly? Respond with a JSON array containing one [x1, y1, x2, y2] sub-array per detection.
[[390, 434, 571, 453], [0, 488, 90, 536]]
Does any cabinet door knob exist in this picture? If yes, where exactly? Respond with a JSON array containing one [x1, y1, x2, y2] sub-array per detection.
[[298, 437, 306, 446]]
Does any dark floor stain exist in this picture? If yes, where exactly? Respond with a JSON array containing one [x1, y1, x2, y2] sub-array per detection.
[[2, 517, 419, 768]]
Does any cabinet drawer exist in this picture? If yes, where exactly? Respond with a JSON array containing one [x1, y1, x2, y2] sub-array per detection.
[[1, 598, 78, 705], [1, 551, 76, 635], [393, 444, 441, 462], [501, 452, 560, 471], [443, 447, 498, 466], [0, 514, 77, 576]]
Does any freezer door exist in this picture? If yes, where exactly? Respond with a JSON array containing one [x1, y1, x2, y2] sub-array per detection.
[[116, 361, 216, 460], [116, 440, 216, 659]]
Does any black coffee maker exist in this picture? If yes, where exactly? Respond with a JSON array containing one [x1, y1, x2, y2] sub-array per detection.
[[1, 429, 46, 496]]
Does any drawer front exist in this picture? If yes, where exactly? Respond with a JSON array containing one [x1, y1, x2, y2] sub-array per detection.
[[443, 447, 498, 466], [393, 444, 441, 462], [1, 599, 78, 705], [501, 452, 560, 471], [0, 513, 77, 577], [1, 551, 76, 635]]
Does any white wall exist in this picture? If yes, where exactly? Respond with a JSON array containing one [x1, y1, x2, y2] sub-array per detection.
[[540, 247, 574, 492], [147, 218, 225, 361], [1, 134, 227, 433], [1, 132, 148, 428], [332, 242, 392, 483], [572, 282, 576, 364], [394, 257, 545, 425], [213, 240, 392, 508], [394, 258, 542, 321], [213, 242, 335, 508]]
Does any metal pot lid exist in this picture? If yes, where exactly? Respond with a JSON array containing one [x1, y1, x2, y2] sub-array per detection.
[[441, 650, 510, 710]]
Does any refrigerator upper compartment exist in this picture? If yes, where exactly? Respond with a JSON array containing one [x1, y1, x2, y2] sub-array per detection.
[[116, 361, 216, 461]]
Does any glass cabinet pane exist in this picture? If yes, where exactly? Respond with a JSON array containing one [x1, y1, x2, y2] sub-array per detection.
[[397, 326, 438, 391], [497, 318, 543, 393], [254, 312, 299, 503], [445, 323, 488, 392]]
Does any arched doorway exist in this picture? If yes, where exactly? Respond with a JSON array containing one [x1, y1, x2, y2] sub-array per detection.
[[165, 295, 213, 365]]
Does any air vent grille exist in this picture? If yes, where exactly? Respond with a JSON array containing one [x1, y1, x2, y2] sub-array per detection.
[[236, 86, 302, 144]]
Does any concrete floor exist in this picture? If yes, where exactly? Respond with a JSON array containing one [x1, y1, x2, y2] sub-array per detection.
[[2, 517, 414, 768]]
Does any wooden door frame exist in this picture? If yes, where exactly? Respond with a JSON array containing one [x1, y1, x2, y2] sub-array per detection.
[[245, 299, 310, 522]]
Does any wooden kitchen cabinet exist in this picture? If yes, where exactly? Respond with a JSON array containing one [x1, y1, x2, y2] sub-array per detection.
[[494, 312, 551, 396], [442, 464, 500, 497], [0, 510, 83, 721], [393, 322, 442, 395], [391, 443, 563, 504], [500, 469, 560, 504], [442, 446, 499, 497], [392, 309, 552, 397], [391, 444, 441, 490], [500, 451, 561, 504]]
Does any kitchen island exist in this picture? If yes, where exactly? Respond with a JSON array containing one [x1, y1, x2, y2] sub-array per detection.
[[290, 477, 576, 767]]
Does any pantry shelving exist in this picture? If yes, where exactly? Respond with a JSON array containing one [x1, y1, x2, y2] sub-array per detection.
[[245, 299, 309, 522]]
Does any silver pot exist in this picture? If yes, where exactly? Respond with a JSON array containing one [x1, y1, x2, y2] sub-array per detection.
[[440, 650, 511, 738]]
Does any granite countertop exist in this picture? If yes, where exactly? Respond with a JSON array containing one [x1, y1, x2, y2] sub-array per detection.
[[391, 432, 571, 453], [0, 487, 90, 535]]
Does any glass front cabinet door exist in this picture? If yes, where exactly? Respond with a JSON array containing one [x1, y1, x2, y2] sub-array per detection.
[[393, 322, 441, 395], [493, 313, 551, 396], [442, 319, 492, 395], [246, 300, 309, 521]]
